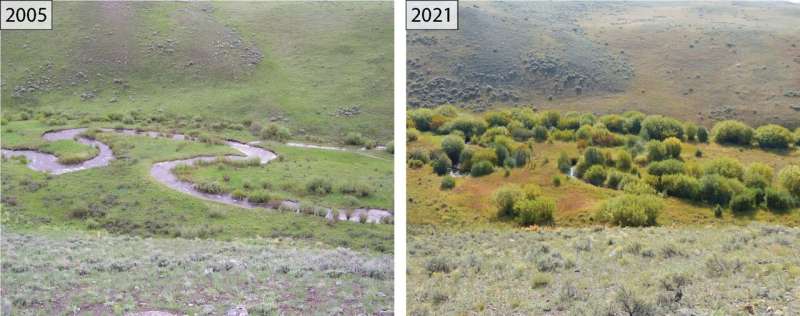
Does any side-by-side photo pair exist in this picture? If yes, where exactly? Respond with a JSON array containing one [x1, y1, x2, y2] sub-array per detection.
[[1, 1, 799, 315]]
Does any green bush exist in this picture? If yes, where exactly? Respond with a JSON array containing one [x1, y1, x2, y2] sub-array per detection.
[[260, 123, 291, 143], [605, 170, 633, 189], [743, 163, 773, 189], [647, 159, 685, 176], [616, 151, 633, 171], [730, 190, 757, 213], [458, 147, 475, 173], [557, 151, 572, 173], [641, 115, 684, 140], [623, 111, 645, 134], [600, 114, 626, 133], [685, 123, 698, 142], [583, 165, 608, 186], [439, 116, 487, 141], [510, 147, 531, 168], [441, 134, 465, 164], [598, 194, 663, 227], [432, 156, 453, 176], [711, 120, 753, 146], [407, 128, 420, 142], [408, 148, 430, 163], [493, 185, 523, 218], [552, 175, 562, 187], [246, 191, 272, 204], [700, 175, 737, 206], [306, 178, 333, 195], [583, 147, 605, 166], [514, 198, 556, 226], [661, 174, 701, 200], [703, 157, 744, 180], [344, 132, 366, 146], [231, 189, 248, 200], [440, 175, 456, 190], [646, 141, 668, 162], [470, 161, 494, 177], [663, 137, 682, 159], [697, 127, 709, 143], [533, 126, 549, 142], [385, 141, 394, 154], [754, 124, 793, 149], [765, 188, 795, 211], [778, 165, 800, 197], [484, 111, 511, 127], [409, 108, 434, 131]]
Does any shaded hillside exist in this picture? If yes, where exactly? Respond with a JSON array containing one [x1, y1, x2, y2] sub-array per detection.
[[407, 1, 800, 129]]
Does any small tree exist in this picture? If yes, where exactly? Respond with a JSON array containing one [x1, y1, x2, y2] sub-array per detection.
[[641, 115, 684, 140], [557, 151, 572, 173], [441, 134, 465, 165]]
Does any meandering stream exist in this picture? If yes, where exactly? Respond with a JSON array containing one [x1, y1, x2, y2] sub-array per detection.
[[1, 128, 393, 224]]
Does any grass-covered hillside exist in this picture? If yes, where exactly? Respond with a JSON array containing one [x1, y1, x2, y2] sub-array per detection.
[[408, 2, 800, 129], [2, 1, 393, 144], [408, 106, 800, 228]]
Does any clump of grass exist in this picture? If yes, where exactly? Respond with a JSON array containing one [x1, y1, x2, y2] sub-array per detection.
[[306, 178, 333, 195], [194, 181, 226, 194], [530, 272, 552, 289], [246, 191, 272, 204], [339, 182, 373, 197]]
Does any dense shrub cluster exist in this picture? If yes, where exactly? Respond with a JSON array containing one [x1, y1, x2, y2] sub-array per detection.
[[712, 120, 753, 146], [597, 194, 663, 227], [492, 184, 555, 226]]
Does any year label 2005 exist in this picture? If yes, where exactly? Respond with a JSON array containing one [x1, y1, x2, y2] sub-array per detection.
[[406, 1, 458, 30], [1, 1, 52, 30]]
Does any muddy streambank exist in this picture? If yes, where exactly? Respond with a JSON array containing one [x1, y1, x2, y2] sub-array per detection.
[[1, 128, 393, 224]]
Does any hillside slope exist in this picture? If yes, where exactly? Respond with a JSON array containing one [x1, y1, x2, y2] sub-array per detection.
[[1, 2, 393, 142], [407, 1, 800, 128]]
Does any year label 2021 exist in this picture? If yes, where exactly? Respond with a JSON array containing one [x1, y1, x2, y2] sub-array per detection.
[[406, 1, 458, 30], [1, 1, 52, 30]]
